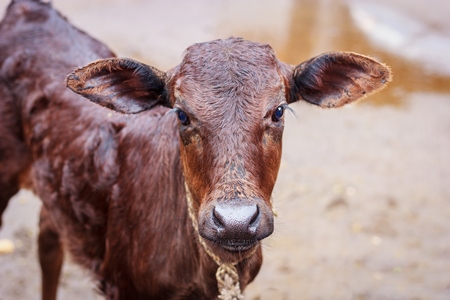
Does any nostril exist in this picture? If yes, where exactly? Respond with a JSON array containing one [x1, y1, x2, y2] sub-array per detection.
[[249, 205, 260, 227], [248, 205, 260, 234], [212, 207, 225, 228]]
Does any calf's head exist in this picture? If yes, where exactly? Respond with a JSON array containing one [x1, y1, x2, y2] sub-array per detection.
[[67, 38, 391, 260]]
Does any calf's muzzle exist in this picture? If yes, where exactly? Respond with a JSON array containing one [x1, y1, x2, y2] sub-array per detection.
[[199, 199, 274, 252]]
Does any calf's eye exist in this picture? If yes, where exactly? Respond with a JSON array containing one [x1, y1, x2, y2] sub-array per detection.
[[177, 110, 190, 126], [272, 106, 284, 122]]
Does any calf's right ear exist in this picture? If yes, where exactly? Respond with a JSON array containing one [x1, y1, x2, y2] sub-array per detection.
[[66, 58, 170, 114]]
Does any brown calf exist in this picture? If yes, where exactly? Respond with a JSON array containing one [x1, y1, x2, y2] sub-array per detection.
[[0, 0, 391, 299]]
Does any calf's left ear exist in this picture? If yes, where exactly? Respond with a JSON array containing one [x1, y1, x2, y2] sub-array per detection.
[[66, 58, 170, 114], [289, 52, 392, 107]]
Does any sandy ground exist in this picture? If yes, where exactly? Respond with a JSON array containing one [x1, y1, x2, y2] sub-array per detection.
[[1, 0, 450, 299]]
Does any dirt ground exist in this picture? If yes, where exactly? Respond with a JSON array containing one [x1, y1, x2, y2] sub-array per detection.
[[1, 0, 450, 299]]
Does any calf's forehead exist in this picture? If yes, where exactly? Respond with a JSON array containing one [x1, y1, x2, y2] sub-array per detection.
[[169, 38, 286, 108]]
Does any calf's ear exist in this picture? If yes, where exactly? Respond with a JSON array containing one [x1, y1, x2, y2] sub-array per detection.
[[66, 58, 170, 114], [289, 52, 392, 107]]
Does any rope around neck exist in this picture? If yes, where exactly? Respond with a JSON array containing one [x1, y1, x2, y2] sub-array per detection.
[[184, 181, 256, 300]]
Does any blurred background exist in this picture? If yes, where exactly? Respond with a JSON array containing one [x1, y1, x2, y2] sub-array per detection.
[[0, 0, 449, 299]]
